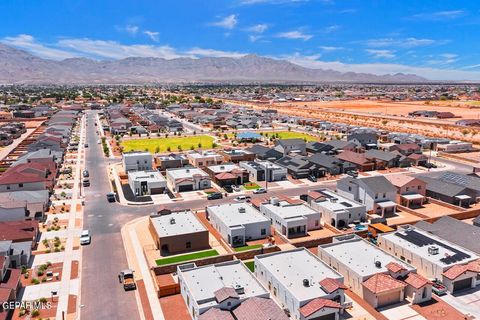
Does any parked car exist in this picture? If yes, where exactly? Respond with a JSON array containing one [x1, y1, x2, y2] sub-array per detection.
[[120, 269, 136, 291], [421, 162, 437, 169], [83, 179, 90, 187], [80, 230, 91, 245], [223, 185, 233, 193], [307, 175, 317, 182], [83, 170, 89, 178], [84, 143, 89, 148], [253, 188, 267, 194], [346, 170, 358, 178], [432, 280, 447, 296], [234, 195, 251, 202], [106, 192, 116, 202], [232, 185, 241, 192], [97, 139, 101, 144], [207, 192, 223, 200]]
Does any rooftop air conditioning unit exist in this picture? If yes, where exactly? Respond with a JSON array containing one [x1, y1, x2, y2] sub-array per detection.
[[238, 207, 246, 213], [303, 279, 310, 287], [170, 218, 176, 225], [375, 260, 382, 268], [428, 246, 439, 255], [234, 284, 245, 294]]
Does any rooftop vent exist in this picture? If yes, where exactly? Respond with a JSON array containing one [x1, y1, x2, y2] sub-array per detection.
[[234, 284, 245, 294], [186, 169, 190, 173], [428, 246, 439, 255], [270, 197, 280, 206], [303, 279, 310, 287], [170, 218, 176, 225], [238, 207, 246, 213], [375, 260, 382, 268]]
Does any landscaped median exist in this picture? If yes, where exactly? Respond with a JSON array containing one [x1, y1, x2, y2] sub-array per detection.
[[155, 249, 219, 266], [121, 135, 216, 153]]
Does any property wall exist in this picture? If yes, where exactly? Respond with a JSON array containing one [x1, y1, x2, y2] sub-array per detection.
[[405, 284, 432, 304], [160, 232, 210, 254]]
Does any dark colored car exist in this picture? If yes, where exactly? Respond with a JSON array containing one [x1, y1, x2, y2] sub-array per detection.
[[83, 170, 89, 178], [83, 179, 90, 187], [207, 192, 223, 200], [346, 170, 359, 178], [307, 175, 317, 182], [421, 162, 437, 169], [106, 192, 116, 202], [224, 185, 233, 193]]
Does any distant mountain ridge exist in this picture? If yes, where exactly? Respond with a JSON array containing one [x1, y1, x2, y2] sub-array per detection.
[[0, 44, 427, 84]]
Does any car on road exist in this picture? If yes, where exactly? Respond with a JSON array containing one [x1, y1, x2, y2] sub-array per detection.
[[253, 188, 267, 194], [83, 170, 89, 178], [80, 230, 91, 245], [84, 143, 89, 148], [307, 175, 317, 182], [106, 192, 116, 202], [223, 185, 233, 193], [234, 195, 251, 202], [83, 179, 90, 187], [207, 192, 223, 200], [120, 269, 136, 291]]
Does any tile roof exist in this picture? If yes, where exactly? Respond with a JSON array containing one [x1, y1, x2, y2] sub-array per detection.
[[0, 220, 38, 242], [232, 297, 289, 320], [214, 287, 239, 303], [0, 268, 21, 290], [299, 298, 341, 318], [0, 161, 54, 185], [319, 278, 348, 294], [215, 172, 237, 180], [404, 273, 432, 289], [442, 262, 480, 280], [198, 308, 235, 320], [386, 262, 407, 273], [336, 151, 372, 165], [362, 273, 407, 294]]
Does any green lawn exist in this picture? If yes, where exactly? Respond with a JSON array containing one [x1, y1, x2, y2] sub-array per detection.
[[155, 249, 219, 266], [234, 244, 263, 252], [244, 261, 255, 272], [121, 135, 216, 153], [243, 182, 260, 190], [259, 131, 317, 141]]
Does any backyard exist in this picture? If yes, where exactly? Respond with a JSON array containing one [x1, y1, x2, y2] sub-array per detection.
[[121, 135, 216, 153], [155, 249, 219, 266]]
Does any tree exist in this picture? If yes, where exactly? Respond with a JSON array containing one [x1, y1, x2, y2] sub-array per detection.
[[212, 142, 217, 148], [198, 143, 202, 148], [167, 146, 171, 152], [177, 145, 182, 151], [155, 146, 160, 153], [190, 145, 194, 150]]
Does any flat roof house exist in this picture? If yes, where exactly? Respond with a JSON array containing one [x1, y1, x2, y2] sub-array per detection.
[[155, 153, 189, 171], [378, 225, 479, 293], [307, 189, 366, 229], [207, 203, 271, 247], [166, 167, 211, 193], [122, 151, 153, 172], [255, 248, 346, 320], [128, 170, 166, 196], [148, 211, 209, 254], [336, 176, 397, 216], [219, 149, 255, 163], [204, 163, 249, 187], [177, 260, 270, 319], [319, 235, 431, 308], [187, 151, 223, 168], [259, 197, 320, 238], [239, 161, 287, 182]]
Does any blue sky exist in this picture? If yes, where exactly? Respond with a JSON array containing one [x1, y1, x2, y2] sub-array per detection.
[[1, 0, 480, 80]]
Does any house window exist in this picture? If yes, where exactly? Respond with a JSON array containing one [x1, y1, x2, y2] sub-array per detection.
[[6, 186, 10, 190], [418, 186, 421, 190], [375, 194, 378, 199], [186, 242, 191, 249], [268, 281, 271, 290], [19, 183, 23, 188], [315, 220, 319, 227], [348, 186, 352, 191], [406, 187, 409, 192], [261, 228, 266, 235], [383, 193, 386, 198], [400, 255, 405, 261], [273, 287, 277, 296]]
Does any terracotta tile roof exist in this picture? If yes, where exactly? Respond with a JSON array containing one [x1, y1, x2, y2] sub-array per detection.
[[386, 262, 407, 273], [0, 268, 21, 290], [442, 263, 480, 280], [215, 172, 237, 180], [0, 287, 12, 304], [404, 273, 432, 289], [308, 190, 324, 200], [319, 278, 348, 293], [251, 197, 268, 208], [362, 273, 407, 294], [198, 308, 234, 320], [233, 297, 289, 320], [407, 153, 427, 160], [0, 161, 55, 185], [0, 220, 38, 242], [300, 298, 341, 318], [214, 287, 239, 303]]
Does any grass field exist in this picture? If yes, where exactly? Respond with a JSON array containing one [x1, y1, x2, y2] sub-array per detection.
[[233, 244, 263, 252], [260, 131, 317, 141], [121, 135, 216, 153], [155, 249, 219, 266], [244, 261, 255, 272]]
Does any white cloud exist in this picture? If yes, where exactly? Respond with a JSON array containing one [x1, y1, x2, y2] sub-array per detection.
[[125, 25, 139, 35], [320, 46, 344, 51], [426, 53, 458, 65], [249, 35, 263, 42], [410, 10, 465, 20], [366, 49, 396, 59], [1, 34, 77, 60], [276, 30, 312, 41], [364, 37, 447, 48], [143, 30, 159, 42], [185, 47, 247, 58], [246, 24, 269, 33], [210, 14, 238, 30], [321, 25, 340, 33]]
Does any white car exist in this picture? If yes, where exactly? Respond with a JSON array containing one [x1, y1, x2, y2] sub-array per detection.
[[234, 195, 251, 202], [253, 188, 267, 194], [80, 230, 91, 245]]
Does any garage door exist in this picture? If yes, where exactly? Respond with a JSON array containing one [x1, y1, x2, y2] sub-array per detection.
[[178, 185, 194, 192], [453, 278, 472, 292], [309, 312, 336, 320], [377, 291, 401, 308]]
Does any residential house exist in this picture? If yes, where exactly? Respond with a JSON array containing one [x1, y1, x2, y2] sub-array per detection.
[[155, 154, 189, 171], [276, 155, 325, 179], [166, 167, 211, 193], [122, 151, 153, 172], [274, 139, 307, 156], [335, 151, 375, 172], [0, 220, 39, 267], [245, 145, 283, 162], [306, 142, 334, 154], [219, 149, 255, 163], [0, 190, 49, 221], [204, 164, 249, 187], [128, 170, 167, 196], [347, 130, 378, 149], [187, 151, 223, 168], [307, 154, 356, 176], [0, 162, 56, 192], [239, 161, 287, 182], [385, 175, 426, 208]]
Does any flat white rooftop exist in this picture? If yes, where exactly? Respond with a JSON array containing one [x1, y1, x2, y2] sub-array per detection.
[[166, 167, 209, 179], [208, 163, 242, 173], [151, 211, 207, 237], [321, 236, 413, 277], [188, 151, 221, 159], [262, 202, 319, 220], [313, 189, 364, 212], [256, 248, 342, 302], [129, 170, 165, 182], [179, 260, 268, 309], [380, 225, 479, 267], [256, 160, 285, 170], [208, 203, 269, 227]]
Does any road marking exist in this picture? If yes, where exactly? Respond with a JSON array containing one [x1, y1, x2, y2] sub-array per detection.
[[88, 214, 94, 217], [108, 223, 113, 227], [97, 214, 103, 217]]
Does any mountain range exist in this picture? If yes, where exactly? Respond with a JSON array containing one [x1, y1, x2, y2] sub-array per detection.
[[0, 44, 427, 84]]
